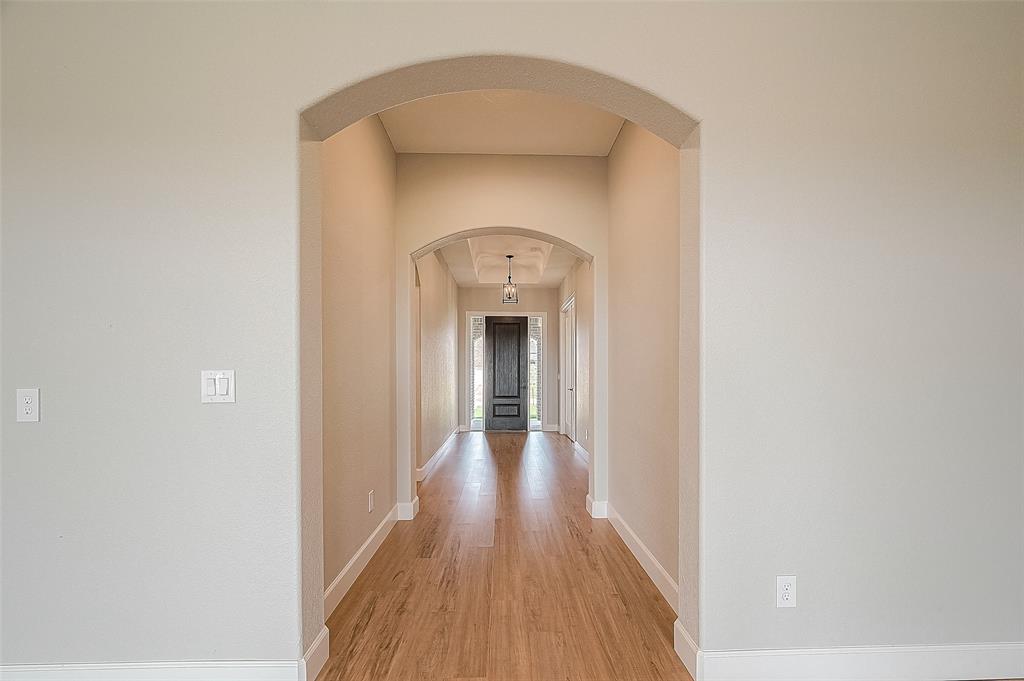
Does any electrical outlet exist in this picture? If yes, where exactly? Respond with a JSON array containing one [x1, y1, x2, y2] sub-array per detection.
[[777, 575, 797, 608], [368, 490, 374, 513], [16, 389, 39, 422]]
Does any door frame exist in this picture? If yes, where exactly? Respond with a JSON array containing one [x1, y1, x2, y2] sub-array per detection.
[[466, 309, 548, 432], [559, 295, 577, 440]]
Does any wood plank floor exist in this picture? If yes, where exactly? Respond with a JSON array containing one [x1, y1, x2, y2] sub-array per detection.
[[318, 431, 692, 681]]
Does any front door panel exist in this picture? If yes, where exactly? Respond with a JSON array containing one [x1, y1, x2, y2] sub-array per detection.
[[485, 316, 528, 431]]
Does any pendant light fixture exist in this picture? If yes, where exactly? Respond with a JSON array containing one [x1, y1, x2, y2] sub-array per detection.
[[502, 254, 518, 304]]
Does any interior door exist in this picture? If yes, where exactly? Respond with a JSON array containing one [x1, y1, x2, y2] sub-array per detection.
[[485, 316, 529, 431], [563, 304, 577, 441]]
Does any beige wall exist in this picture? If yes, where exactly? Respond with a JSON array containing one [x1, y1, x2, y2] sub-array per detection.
[[396, 154, 608, 256], [3, 2, 1021, 667], [321, 116, 397, 610], [416, 251, 458, 466], [677, 127, 701, 642], [298, 118, 326, 650], [456, 286, 561, 429], [607, 121, 681, 582]]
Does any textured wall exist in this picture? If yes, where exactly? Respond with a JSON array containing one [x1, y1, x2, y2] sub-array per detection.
[[416, 252, 458, 467], [321, 116, 397, 621], [678, 127, 701, 643], [608, 121, 681, 583], [299, 118, 326, 651]]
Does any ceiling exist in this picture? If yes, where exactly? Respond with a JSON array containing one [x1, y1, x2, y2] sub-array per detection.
[[378, 89, 625, 156], [438, 235, 578, 288]]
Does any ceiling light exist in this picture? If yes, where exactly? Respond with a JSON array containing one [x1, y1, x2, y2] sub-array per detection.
[[502, 254, 518, 304]]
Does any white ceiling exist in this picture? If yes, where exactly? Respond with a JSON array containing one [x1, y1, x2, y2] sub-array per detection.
[[378, 89, 624, 156], [439, 235, 578, 288]]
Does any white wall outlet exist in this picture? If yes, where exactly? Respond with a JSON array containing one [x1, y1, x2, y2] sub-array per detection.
[[777, 575, 797, 608], [200, 370, 235, 403], [16, 388, 40, 422], [368, 490, 374, 513]]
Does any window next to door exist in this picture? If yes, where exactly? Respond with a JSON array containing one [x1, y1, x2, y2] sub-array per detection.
[[470, 315, 484, 430], [528, 316, 543, 431]]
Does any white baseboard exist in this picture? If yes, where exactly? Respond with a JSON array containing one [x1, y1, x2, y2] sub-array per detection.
[[698, 641, 1024, 681], [0, 660, 304, 680], [608, 503, 678, 615], [417, 428, 457, 481], [300, 626, 330, 681], [573, 442, 590, 464], [323, 505, 397, 618], [542, 423, 559, 432], [674, 620, 700, 681], [674, 625, 1024, 681], [585, 494, 607, 518], [458, 424, 470, 432], [396, 496, 420, 520]]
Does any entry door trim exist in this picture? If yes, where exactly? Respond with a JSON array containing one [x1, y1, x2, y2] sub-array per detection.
[[465, 310, 547, 431]]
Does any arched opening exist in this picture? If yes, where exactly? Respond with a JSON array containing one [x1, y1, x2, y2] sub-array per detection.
[[299, 55, 701, 681], [302, 55, 698, 147], [410, 225, 592, 442], [411, 225, 593, 263]]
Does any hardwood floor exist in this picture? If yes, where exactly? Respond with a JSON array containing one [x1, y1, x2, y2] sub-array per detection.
[[318, 431, 692, 681]]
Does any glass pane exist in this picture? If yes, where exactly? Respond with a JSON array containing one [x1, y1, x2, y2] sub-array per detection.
[[470, 316, 484, 429], [528, 316, 542, 431]]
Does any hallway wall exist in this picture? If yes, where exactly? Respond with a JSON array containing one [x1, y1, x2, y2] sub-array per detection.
[[321, 116, 398, 619], [607, 121, 682, 589], [456, 286, 561, 430], [298, 118, 326, 652], [396, 153, 608, 256], [416, 252, 459, 467], [677, 127, 702, 644]]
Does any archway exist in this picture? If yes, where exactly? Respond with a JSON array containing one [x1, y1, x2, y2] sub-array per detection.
[[410, 223, 596, 488], [299, 54, 701, 678], [411, 225, 593, 263], [303, 55, 698, 147]]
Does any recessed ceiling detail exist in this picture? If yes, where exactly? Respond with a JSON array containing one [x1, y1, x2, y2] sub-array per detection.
[[439, 235, 578, 288], [378, 89, 625, 156], [469, 235, 551, 284]]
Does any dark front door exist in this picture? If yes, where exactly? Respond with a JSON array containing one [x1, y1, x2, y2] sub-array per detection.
[[484, 316, 529, 431]]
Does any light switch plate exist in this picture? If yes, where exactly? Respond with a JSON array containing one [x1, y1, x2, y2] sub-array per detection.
[[16, 388, 40, 422], [201, 370, 235, 403]]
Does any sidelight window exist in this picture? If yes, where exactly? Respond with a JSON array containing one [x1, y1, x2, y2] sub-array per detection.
[[470, 315, 484, 430], [528, 316, 542, 431]]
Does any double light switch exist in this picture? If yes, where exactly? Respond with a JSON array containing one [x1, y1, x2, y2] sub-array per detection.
[[201, 370, 235, 403]]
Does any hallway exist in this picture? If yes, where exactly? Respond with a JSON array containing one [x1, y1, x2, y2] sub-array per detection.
[[318, 432, 692, 681]]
